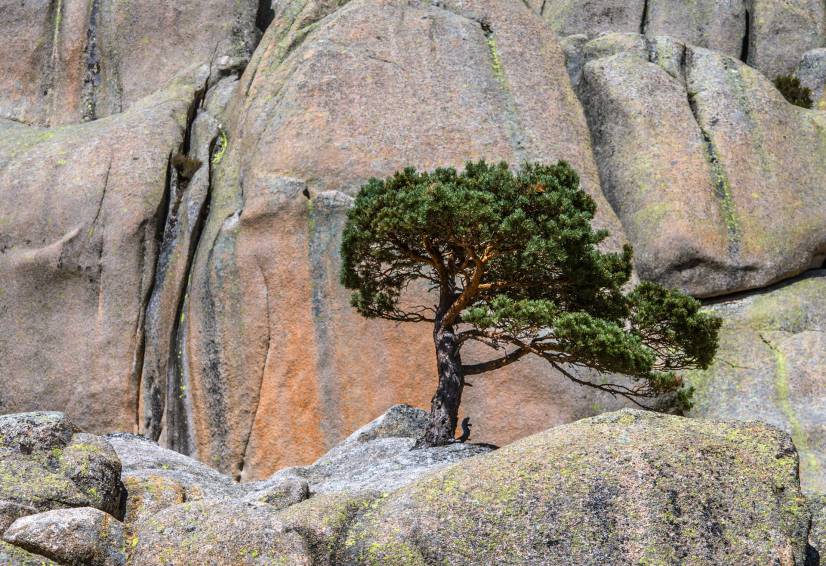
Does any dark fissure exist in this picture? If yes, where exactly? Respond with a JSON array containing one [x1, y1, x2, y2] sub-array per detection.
[[740, 9, 751, 63], [256, 0, 275, 34]]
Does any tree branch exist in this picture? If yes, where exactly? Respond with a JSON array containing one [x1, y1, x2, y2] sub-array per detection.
[[462, 347, 531, 375], [443, 244, 494, 326], [547, 359, 655, 410]]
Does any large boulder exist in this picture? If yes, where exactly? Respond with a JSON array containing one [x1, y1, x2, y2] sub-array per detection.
[[104, 433, 243, 533], [177, 0, 631, 480], [530, 0, 646, 39], [644, 0, 747, 59], [263, 405, 494, 494], [748, 0, 825, 78], [575, 35, 826, 297], [0, 79, 197, 434], [536, 0, 824, 78], [0, 0, 259, 126], [3, 507, 125, 566], [689, 272, 826, 494], [344, 409, 811, 565], [0, 413, 124, 524], [128, 500, 312, 565], [531, 4, 783, 88]]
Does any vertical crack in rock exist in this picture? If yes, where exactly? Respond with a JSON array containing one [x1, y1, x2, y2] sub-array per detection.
[[308, 195, 343, 448], [256, 0, 275, 34], [139, 80, 211, 445], [133, 160, 175, 433], [740, 8, 751, 63], [480, 22, 528, 165], [682, 48, 741, 257], [640, 0, 650, 36], [238, 259, 271, 480], [758, 333, 816, 473], [81, 0, 102, 122], [40, 0, 65, 121]]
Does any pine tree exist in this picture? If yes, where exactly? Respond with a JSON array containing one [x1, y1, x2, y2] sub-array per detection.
[[341, 161, 721, 447]]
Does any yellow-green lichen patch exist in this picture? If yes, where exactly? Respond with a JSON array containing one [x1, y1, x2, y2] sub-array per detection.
[[345, 411, 811, 564]]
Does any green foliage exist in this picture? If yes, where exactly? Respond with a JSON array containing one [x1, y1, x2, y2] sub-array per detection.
[[341, 161, 722, 411], [773, 75, 813, 109]]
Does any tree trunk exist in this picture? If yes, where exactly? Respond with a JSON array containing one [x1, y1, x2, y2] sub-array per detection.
[[415, 323, 464, 448]]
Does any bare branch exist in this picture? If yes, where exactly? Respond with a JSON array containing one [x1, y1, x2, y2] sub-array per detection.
[[463, 347, 531, 375]]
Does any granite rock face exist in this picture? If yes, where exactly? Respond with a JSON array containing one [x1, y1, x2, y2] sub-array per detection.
[[689, 272, 826, 494], [3, 507, 125, 566], [344, 410, 811, 565], [0, 79, 199, 435], [1, 0, 826, 498], [0, 0, 260, 126], [574, 35, 826, 297], [534, 0, 824, 78]]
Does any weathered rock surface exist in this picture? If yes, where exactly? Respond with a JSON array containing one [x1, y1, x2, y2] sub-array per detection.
[[0, 412, 124, 523], [811, 494, 826, 561], [0, 79, 198, 435], [644, 0, 747, 59], [105, 433, 243, 511], [530, 0, 645, 39], [689, 272, 826, 494], [748, 0, 825, 78], [0, 541, 58, 566], [575, 35, 826, 297], [129, 499, 312, 565], [796, 48, 826, 110], [272, 491, 378, 566], [179, 0, 631, 480], [3, 507, 125, 566], [0, 0, 259, 126], [344, 409, 811, 565], [535, 0, 824, 78], [266, 405, 494, 494]]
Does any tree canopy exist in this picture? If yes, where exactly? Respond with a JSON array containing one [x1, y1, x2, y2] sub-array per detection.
[[341, 161, 721, 421]]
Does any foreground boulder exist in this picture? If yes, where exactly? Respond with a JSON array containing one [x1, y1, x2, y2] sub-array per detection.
[[116, 407, 814, 564], [0, 541, 58, 566], [3, 507, 124, 566], [264, 405, 494, 494], [129, 500, 311, 566], [344, 410, 810, 565], [0, 413, 124, 526], [104, 433, 244, 532], [689, 272, 826, 493]]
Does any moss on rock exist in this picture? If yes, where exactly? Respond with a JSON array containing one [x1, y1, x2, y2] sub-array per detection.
[[343, 409, 810, 565]]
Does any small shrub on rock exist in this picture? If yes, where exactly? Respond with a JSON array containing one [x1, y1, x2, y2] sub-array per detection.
[[774, 75, 813, 108]]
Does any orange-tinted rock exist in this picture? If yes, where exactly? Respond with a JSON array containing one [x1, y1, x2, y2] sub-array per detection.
[[0, 0, 259, 126], [178, 0, 630, 480], [0, 82, 196, 433]]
